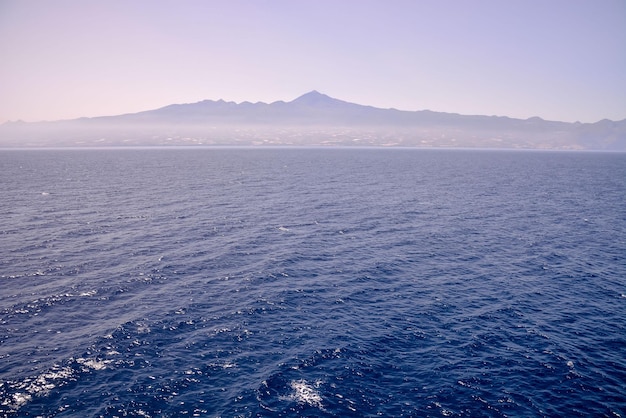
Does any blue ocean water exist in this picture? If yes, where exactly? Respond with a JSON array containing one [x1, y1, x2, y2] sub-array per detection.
[[0, 148, 625, 417]]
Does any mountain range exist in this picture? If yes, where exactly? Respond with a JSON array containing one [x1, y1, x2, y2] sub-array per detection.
[[1, 91, 625, 150]]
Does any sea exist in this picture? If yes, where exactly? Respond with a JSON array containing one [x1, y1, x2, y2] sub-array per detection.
[[0, 147, 624, 417]]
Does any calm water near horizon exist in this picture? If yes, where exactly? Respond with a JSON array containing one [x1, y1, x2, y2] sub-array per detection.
[[1, 147, 625, 417]]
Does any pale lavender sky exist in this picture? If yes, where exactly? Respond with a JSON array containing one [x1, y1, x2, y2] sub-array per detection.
[[1, 0, 625, 123]]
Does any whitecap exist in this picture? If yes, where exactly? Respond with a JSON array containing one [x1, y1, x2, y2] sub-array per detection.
[[76, 358, 111, 371], [0, 364, 76, 413], [135, 322, 151, 334], [4, 392, 32, 411], [289, 379, 324, 409], [78, 290, 97, 297]]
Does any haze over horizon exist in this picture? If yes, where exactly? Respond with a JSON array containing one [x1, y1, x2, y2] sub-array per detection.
[[1, 0, 625, 124]]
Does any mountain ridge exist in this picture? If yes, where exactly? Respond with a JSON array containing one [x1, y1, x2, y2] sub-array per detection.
[[1, 91, 625, 150]]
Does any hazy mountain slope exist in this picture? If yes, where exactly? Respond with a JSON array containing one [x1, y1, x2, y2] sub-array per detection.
[[1, 91, 624, 150]]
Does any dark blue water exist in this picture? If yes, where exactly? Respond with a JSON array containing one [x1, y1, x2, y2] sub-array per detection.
[[1, 148, 625, 417]]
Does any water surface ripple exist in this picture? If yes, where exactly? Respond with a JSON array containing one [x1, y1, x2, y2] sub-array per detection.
[[0, 148, 624, 417]]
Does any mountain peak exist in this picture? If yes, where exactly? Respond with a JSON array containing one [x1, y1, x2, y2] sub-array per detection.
[[290, 90, 336, 105]]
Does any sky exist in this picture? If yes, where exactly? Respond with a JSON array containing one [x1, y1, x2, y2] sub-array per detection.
[[1, 0, 625, 124]]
